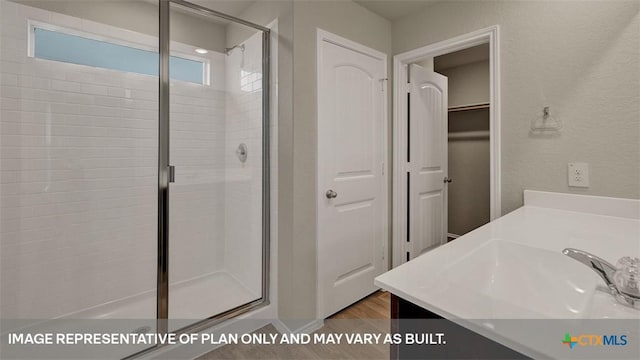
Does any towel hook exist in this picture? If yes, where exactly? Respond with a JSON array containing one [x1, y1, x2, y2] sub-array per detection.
[[531, 106, 562, 132]]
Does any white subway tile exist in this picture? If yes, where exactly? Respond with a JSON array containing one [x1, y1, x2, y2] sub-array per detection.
[[1, 60, 25, 75], [1, 1, 237, 320], [64, 92, 94, 105], [51, 79, 82, 93], [80, 84, 108, 96], [0, 1, 19, 26], [65, 70, 95, 84], [94, 95, 123, 108], [17, 75, 50, 89], [107, 86, 127, 98], [1, 73, 19, 86]]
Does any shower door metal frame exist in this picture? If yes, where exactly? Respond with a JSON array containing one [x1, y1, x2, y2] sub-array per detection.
[[157, 0, 271, 338]]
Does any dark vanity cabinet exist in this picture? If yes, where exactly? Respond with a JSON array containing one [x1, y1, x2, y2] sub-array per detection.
[[390, 294, 528, 359]]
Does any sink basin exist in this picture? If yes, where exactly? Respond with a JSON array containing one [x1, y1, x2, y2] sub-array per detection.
[[440, 240, 600, 318], [374, 194, 640, 359]]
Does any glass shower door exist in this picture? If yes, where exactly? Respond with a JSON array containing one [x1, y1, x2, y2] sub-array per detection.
[[0, 0, 269, 356], [165, 1, 268, 330]]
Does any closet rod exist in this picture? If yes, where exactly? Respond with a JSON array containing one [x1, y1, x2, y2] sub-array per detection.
[[448, 102, 490, 112], [448, 130, 490, 140]]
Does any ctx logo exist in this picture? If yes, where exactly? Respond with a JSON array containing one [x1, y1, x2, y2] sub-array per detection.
[[562, 333, 628, 349]]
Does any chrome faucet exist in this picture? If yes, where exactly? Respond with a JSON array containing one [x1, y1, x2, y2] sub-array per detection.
[[563, 248, 640, 309]]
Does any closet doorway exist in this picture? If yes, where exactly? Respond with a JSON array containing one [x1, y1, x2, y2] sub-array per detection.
[[392, 26, 501, 267], [434, 44, 490, 242]]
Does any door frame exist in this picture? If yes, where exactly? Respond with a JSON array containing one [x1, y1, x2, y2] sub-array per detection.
[[316, 28, 389, 318], [392, 25, 501, 268]]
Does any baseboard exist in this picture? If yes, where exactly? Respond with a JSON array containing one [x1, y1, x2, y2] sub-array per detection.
[[271, 319, 291, 334], [272, 318, 324, 335], [141, 306, 275, 360]]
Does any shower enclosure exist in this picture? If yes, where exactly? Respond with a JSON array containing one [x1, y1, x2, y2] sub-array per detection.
[[0, 0, 270, 357], [163, 0, 270, 328]]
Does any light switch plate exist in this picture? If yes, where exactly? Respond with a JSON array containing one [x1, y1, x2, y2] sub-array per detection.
[[568, 162, 589, 187]]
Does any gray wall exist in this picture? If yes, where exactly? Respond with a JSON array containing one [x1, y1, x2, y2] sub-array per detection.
[[13, 0, 226, 51], [393, 0, 640, 214], [437, 60, 489, 107], [289, 0, 392, 324], [447, 110, 490, 236]]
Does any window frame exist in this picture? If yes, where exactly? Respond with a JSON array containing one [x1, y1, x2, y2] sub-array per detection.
[[27, 19, 211, 86]]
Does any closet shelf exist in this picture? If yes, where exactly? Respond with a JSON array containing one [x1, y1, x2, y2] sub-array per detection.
[[448, 130, 490, 140], [448, 102, 490, 112]]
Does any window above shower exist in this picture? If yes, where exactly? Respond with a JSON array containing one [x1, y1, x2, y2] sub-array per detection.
[[28, 20, 213, 85]]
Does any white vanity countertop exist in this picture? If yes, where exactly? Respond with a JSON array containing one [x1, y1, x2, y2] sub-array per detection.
[[374, 190, 640, 358]]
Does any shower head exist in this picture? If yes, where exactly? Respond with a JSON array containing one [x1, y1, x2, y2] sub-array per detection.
[[224, 44, 245, 55]]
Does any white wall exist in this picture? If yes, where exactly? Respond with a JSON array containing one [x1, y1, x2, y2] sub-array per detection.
[[394, 0, 640, 213], [0, 1, 226, 319]]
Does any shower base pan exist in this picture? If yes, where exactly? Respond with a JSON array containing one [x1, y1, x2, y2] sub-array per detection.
[[2, 272, 259, 359], [63, 271, 259, 323]]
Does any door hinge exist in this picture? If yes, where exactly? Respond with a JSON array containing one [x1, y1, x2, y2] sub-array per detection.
[[381, 162, 385, 175], [406, 83, 411, 93], [379, 78, 387, 92]]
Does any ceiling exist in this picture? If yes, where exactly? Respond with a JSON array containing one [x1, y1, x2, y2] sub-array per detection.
[[354, 0, 439, 21], [189, 0, 256, 18], [173, 1, 437, 24], [159, 0, 256, 26], [434, 43, 489, 70], [150, 0, 444, 28]]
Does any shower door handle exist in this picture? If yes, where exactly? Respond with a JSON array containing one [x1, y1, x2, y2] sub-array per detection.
[[168, 165, 175, 183]]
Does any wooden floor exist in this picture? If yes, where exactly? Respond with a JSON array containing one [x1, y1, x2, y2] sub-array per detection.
[[329, 290, 390, 319], [197, 291, 390, 360]]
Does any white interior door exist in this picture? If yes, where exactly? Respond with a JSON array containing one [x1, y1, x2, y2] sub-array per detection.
[[409, 64, 448, 258], [317, 30, 387, 319]]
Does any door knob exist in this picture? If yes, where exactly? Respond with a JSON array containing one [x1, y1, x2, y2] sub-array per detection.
[[325, 189, 338, 199], [444, 177, 452, 183]]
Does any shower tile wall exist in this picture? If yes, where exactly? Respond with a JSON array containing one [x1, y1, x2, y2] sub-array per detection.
[[0, 1, 226, 319], [169, 70, 226, 285], [223, 31, 264, 298]]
